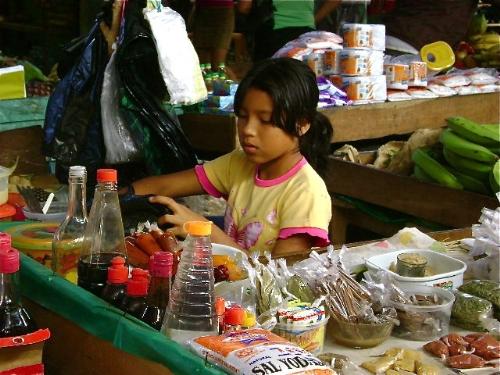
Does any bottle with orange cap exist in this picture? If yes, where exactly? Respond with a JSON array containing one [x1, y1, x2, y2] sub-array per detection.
[[101, 256, 129, 308], [0, 232, 38, 337], [162, 221, 218, 344], [78, 169, 127, 296]]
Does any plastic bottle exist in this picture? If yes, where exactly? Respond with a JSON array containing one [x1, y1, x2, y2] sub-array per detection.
[[0, 232, 38, 337], [52, 166, 88, 283], [78, 169, 127, 296], [162, 221, 217, 344], [121, 268, 149, 319], [101, 256, 129, 308], [143, 251, 173, 330]]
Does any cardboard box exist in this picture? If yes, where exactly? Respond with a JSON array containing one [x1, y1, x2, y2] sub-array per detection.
[[0, 66, 26, 100], [325, 154, 498, 228]]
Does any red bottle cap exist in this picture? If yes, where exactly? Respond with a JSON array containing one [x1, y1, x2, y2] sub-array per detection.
[[0, 232, 11, 250], [0, 233, 19, 274], [107, 256, 128, 284], [149, 251, 173, 278], [97, 169, 117, 183], [131, 267, 149, 281], [126, 276, 149, 296], [224, 306, 245, 326]]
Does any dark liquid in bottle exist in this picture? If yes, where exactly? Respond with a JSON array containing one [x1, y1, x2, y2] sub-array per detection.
[[121, 296, 148, 319], [0, 305, 38, 338], [143, 306, 164, 330], [101, 284, 127, 308], [78, 253, 121, 296]]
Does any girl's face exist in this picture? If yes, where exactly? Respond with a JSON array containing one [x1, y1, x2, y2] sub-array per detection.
[[237, 88, 303, 178]]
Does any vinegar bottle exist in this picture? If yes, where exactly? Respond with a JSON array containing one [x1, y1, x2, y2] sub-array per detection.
[[52, 166, 88, 283], [143, 251, 173, 330], [121, 268, 149, 319], [101, 256, 129, 308], [162, 221, 217, 344], [0, 233, 37, 337], [77, 169, 127, 296]]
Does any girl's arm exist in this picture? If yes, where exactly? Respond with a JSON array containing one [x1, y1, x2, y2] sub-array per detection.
[[272, 235, 314, 259], [131, 169, 205, 198]]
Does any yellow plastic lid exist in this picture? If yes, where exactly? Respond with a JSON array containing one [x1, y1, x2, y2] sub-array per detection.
[[420, 41, 455, 71], [184, 221, 212, 236]]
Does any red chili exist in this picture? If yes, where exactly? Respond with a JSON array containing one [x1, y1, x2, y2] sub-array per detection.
[[125, 237, 150, 268], [446, 354, 486, 369], [134, 232, 162, 256]]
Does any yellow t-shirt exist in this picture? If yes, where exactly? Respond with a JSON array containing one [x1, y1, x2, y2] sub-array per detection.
[[195, 150, 331, 253]]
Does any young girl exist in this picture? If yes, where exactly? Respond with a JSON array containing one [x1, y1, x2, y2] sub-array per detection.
[[130, 58, 333, 257]]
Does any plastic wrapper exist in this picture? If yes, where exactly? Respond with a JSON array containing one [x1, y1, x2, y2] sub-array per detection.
[[298, 31, 343, 45], [387, 90, 412, 102], [318, 353, 363, 374], [249, 252, 283, 318], [451, 290, 496, 331], [455, 85, 482, 96], [459, 280, 500, 319], [427, 83, 457, 97], [277, 258, 315, 303], [430, 74, 471, 88], [406, 88, 438, 99], [101, 52, 141, 164], [144, 6, 207, 104]]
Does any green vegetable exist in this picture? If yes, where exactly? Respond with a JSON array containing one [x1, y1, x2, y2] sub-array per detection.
[[451, 291, 493, 331], [459, 280, 500, 318]]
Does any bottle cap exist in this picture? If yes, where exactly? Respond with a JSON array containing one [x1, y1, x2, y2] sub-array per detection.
[[224, 305, 245, 326], [97, 169, 117, 183], [183, 221, 212, 236], [149, 251, 173, 278], [131, 267, 149, 281], [0, 234, 19, 274], [107, 256, 128, 284], [0, 232, 12, 250], [126, 276, 149, 296], [69, 166, 86, 178], [242, 311, 256, 328]]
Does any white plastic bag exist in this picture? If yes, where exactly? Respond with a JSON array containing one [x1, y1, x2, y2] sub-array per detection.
[[144, 7, 207, 105], [101, 52, 141, 164]]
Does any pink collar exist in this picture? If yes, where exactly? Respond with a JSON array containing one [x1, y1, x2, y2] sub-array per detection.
[[255, 157, 307, 187]]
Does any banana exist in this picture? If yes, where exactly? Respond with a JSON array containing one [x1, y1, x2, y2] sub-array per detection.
[[440, 129, 499, 163], [490, 160, 500, 194], [412, 148, 463, 190], [413, 165, 435, 183], [443, 147, 493, 181], [446, 117, 500, 146], [487, 145, 500, 156], [449, 168, 491, 195]]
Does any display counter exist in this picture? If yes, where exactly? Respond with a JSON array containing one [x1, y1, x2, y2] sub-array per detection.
[[179, 92, 500, 153]]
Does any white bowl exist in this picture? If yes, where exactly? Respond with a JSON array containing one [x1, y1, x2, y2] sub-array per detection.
[[366, 249, 467, 290], [212, 243, 247, 259]]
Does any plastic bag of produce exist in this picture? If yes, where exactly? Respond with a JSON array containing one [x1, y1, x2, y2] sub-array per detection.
[[144, 6, 207, 105], [459, 280, 500, 319], [451, 290, 498, 332], [189, 328, 336, 375], [101, 52, 140, 164]]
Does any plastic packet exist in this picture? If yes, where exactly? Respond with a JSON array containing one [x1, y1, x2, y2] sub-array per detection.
[[406, 87, 438, 99], [249, 252, 283, 318], [451, 290, 496, 331], [101, 52, 141, 164], [278, 258, 316, 303], [189, 328, 335, 375], [427, 83, 457, 97], [144, 6, 207, 104], [459, 280, 500, 319], [387, 90, 412, 101], [430, 74, 471, 88], [455, 85, 482, 96], [477, 84, 500, 93]]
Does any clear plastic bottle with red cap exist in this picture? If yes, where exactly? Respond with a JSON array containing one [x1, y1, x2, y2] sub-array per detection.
[[101, 256, 129, 308], [0, 232, 38, 337], [121, 268, 150, 320], [78, 169, 127, 296], [162, 221, 217, 344], [143, 251, 173, 330], [52, 166, 88, 283]]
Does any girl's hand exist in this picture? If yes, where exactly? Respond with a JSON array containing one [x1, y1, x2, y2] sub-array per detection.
[[149, 196, 208, 238]]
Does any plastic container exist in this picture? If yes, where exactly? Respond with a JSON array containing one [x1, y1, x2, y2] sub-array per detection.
[[78, 169, 127, 296], [342, 23, 385, 51], [162, 221, 218, 344], [420, 41, 455, 72], [339, 49, 384, 76], [273, 316, 329, 354], [144, 251, 173, 330], [328, 318, 393, 349], [390, 285, 455, 341], [121, 268, 150, 320], [52, 166, 88, 283], [384, 63, 409, 90], [396, 252, 427, 277], [339, 75, 387, 103], [0, 160, 17, 205], [366, 249, 467, 290], [22, 201, 67, 223], [101, 256, 129, 308]]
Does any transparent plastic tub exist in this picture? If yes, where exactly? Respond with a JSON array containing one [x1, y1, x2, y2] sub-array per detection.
[[272, 316, 329, 354], [390, 285, 455, 341], [328, 318, 394, 349]]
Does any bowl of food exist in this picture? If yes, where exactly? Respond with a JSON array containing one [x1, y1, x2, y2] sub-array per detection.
[[328, 317, 394, 349], [212, 243, 247, 283]]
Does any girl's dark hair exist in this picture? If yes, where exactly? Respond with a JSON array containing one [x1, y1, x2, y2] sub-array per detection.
[[234, 58, 333, 177]]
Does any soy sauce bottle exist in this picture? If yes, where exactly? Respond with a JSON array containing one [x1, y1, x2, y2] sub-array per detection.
[[121, 268, 149, 320], [78, 169, 127, 296], [143, 252, 173, 330], [101, 256, 129, 308], [0, 233, 37, 337]]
